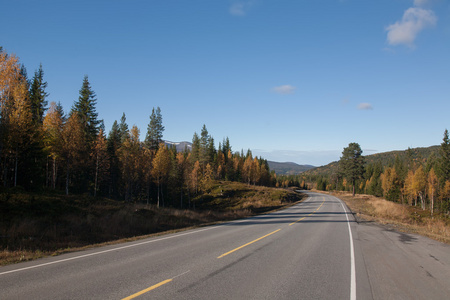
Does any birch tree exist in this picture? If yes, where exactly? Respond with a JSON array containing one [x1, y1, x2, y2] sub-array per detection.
[[427, 168, 438, 215]]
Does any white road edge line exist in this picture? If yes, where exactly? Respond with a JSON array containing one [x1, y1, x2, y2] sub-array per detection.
[[0, 199, 308, 277], [0, 226, 217, 276], [339, 197, 357, 300]]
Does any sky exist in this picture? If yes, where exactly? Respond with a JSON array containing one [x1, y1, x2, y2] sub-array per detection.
[[1, 0, 449, 166]]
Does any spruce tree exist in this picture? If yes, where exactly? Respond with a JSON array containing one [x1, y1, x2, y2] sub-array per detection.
[[118, 113, 129, 144], [145, 107, 164, 151], [107, 120, 121, 198], [199, 124, 209, 167], [29, 63, 48, 124], [72, 75, 100, 145]]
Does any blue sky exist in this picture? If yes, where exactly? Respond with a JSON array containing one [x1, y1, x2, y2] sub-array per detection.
[[1, 0, 449, 166]]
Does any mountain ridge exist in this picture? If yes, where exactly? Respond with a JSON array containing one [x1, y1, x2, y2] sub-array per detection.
[[163, 140, 315, 175]]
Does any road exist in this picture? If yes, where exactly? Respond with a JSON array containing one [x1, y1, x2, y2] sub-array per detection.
[[1, 192, 449, 299]]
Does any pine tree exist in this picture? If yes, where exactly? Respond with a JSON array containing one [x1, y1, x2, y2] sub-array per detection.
[[145, 107, 164, 151], [339, 142, 365, 196]]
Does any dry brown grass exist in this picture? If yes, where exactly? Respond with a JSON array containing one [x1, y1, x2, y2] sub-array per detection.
[[326, 190, 450, 244], [1, 183, 304, 266]]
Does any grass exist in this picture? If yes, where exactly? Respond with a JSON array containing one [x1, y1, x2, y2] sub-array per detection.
[[327, 190, 450, 244], [0, 182, 304, 266]]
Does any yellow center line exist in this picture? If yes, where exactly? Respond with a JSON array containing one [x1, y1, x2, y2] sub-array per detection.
[[289, 197, 325, 226], [122, 279, 172, 300], [217, 229, 281, 259]]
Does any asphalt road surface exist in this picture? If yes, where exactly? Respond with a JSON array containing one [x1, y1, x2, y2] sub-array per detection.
[[1, 191, 449, 299]]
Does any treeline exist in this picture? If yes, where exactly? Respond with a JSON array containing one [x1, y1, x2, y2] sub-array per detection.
[[308, 136, 450, 214], [0, 48, 275, 207]]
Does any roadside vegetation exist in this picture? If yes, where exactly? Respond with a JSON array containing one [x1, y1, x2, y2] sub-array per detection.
[[327, 191, 450, 244], [1, 47, 307, 265], [0, 182, 304, 266]]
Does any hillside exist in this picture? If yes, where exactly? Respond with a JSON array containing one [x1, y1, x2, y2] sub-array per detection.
[[304, 145, 440, 177], [267, 161, 315, 175]]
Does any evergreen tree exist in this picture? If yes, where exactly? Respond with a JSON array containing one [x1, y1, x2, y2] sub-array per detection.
[[199, 124, 209, 167], [118, 113, 129, 144], [145, 107, 164, 151], [439, 129, 450, 184], [107, 120, 121, 198], [191, 132, 200, 163], [29, 63, 48, 124], [72, 75, 100, 145], [339, 142, 365, 196]]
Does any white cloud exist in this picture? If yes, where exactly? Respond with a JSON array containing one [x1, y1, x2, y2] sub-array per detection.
[[386, 7, 437, 47], [230, 3, 245, 16], [272, 85, 296, 95], [229, 1, 255, 16], [414, 0, 431, 6], [358, 103, 373, 110]]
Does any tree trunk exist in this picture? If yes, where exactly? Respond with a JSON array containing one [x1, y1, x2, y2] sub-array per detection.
[[94, 153, 98, 197], [14, 152, 18, 187], [431, 194, 434, 215], [52, 157, 57, 189], [46, 156, 49, 188], [157, 177, 160, 208], [352, 180, 356, 197], [65, 164, 70, 195]]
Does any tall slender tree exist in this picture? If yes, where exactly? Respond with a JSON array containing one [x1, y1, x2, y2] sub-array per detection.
[[93, 129, 109, 196], [339, 142, 365, 196], [43, 102, 64, 189], [145, 107, 164, 151], [72, 75, 100, 145], [118, 113, 129, 144], [29, 63, 48, 124], [439, 129, 450, 184], [152, 142, 171, 207]]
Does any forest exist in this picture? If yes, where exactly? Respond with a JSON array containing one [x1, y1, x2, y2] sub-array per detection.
[[0, 47, 277, 208], [294, 139, 450, 215]]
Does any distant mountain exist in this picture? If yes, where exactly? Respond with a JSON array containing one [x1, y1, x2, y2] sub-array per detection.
[[163, 142, 315, 175], [267, 161, 316, 175], [164, 141, 192, 152], [303, 145, 440, 177]]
